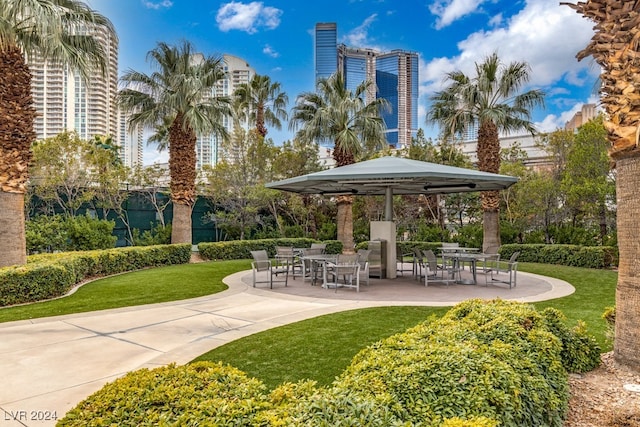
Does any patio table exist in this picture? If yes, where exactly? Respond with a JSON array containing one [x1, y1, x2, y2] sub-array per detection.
[[300, 254, 338, 286]]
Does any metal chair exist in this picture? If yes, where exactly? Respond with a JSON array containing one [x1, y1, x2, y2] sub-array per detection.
[[310, 243, 327, 253], [356, 249, 371, 286], [250, 250, 288, 288], [486, 251, 519, 288], [299, 247, 324, 283], [275, 246, 298, 277], [478, 245, 501, 274], [423, 249, 457, 286], [325, 254, 360, 292]]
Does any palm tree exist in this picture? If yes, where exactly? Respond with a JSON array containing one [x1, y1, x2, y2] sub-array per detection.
[[563, 0, 640, 371], [426, 52, 545, 253], [0, 0, 112, 268], [234, 74, 288, 138], [290, 72, 388, 251], [118, 41, 231, 245]]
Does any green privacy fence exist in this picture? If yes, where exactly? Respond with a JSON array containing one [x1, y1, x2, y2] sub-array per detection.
[[28, 192, 221, 247]]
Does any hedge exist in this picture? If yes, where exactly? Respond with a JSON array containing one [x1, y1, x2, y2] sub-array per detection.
[[58, 299, 601, 426], [198, 238, 343, 260], [0, 244, 192, 307], [498, 244, 618, 269]]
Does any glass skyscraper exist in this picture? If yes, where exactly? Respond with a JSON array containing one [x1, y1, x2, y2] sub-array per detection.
[[314, 23, 338, 83], [314, 23, 418, 149]]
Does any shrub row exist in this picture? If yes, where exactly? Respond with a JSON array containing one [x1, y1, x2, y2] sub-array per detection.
[[198, 238, 343, 260], [59, 300, 601, 426], [499, 243, 618, 269], [0, 244, 192, 307]]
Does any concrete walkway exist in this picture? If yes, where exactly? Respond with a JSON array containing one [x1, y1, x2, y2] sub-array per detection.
[[0, 268, 573, 427]]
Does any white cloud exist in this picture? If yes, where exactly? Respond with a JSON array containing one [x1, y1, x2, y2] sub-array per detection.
[[429, 0, 487, 29], [263, 44, 279, 58], [419, 0, 598, 117], [216, 2, 282, 34], [342, 14, 378, 47], [141, 0, 173, 9]]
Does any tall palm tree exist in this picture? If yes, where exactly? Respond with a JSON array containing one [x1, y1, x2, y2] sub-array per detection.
[[234, 74, 288, 138], [0, 0, 112, 268], [426, 52, 545, 253], [118, 41, 230, 245], [564, 0, 640, 370], [290, 72, 388, 251]]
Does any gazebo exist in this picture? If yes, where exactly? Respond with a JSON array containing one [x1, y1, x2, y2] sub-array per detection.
[[266, 156, 518, 278]]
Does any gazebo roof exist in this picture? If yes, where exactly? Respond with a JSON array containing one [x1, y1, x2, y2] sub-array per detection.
[[266, 156, 518, 196]]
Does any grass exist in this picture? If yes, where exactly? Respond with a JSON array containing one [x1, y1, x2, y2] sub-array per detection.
[[194, 262, 618, 390], [0, 260, 250, 323], [192, 306, 448, 390], [0, 258, 618, 391]]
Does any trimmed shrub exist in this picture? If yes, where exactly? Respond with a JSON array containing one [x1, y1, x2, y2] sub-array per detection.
[[58, 362, 270, 426], [198, 238, 342, 260], [57, 300, 599, 426], [499, 243, 618, 269], [334, 299, 599, 426], [0, 244, 191, 306]]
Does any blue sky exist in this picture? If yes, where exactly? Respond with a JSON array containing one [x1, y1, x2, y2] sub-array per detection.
[[85, 0, 599, 164]]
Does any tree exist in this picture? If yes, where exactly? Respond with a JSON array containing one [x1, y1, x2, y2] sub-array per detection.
[[118, 41, 230, 245], [561, 116, 615, 243], [426, 52, 545, 252], [564, 0, 640, 370], [30, 132, 96, 217], [0, 0, 112, 267], [290, 72, 388, 251], [234, 74, 288, 138]]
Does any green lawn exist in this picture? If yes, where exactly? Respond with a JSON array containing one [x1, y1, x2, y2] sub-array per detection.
[[0, 260, 250, 323], [194, 262, 617, 390], [0, 259, 617, 392]]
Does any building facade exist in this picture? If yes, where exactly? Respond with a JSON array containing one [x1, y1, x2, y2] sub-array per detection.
[[314, 23, 419, 149], [28, 23, 119, 144], [196, 54, 255, 169]]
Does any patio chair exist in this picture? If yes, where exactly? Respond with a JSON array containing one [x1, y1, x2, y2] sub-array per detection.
[[412, 247, 426, 280], [325, 253, 360, 292], [396, 245, 413, 276], [275, 246, 299, 277], [356, 249, 371, 286], [299, 247, 324, 283], [310, 243, 327, 253], [250, 250, 288, 288], [478, 245, 501, 274], [486, 251, 519, 288], [423, 249, 457, 286]]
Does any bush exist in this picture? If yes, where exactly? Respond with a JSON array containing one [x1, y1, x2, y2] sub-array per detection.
[[198, 238, 343, 261], [59, 300, 599, 426], [26, 214, 117, 254], [58, 362, 270, 426], [335, 299, 600, 426], [499, 243, 618, 269], [0, 244, 191, 306], [132, 224, 172, 246]]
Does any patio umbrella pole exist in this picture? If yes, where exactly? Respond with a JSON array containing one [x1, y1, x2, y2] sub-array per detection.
[[385, 187, 393, 221]]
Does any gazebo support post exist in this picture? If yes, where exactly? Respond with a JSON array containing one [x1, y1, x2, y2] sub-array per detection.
[[371, 220, 397, 279]]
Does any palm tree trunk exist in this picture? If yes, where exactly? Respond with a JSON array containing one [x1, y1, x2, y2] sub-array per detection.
[[0, 45, 37, 267], [613, 156, 640, 369], [0, 193, 27, 266], [168, 115, 196, 245], [336, 195, 354, 253], [477, 120, 502, 252]]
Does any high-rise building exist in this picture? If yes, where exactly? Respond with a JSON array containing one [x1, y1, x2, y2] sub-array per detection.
[[196, 54, 255, 168], [314, 23, 419, 149], [28, 23, 119, 143], [315, 23, 338, 83], [116, 108, 143, 168]]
